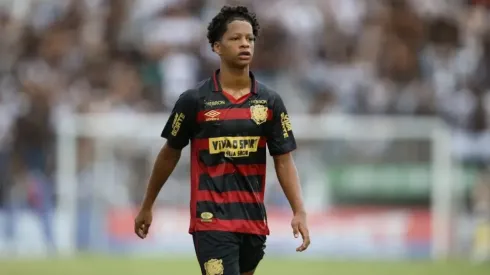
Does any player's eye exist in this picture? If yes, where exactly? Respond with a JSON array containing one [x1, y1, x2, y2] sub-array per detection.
[[248, 37, 256, 42]]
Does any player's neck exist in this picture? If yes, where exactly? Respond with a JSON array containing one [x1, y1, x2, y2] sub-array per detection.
[[219, 64, 251, 92]]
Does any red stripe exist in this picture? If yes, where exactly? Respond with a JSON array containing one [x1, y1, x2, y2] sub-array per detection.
[[203, 163, 266, 202], [192, 136, 267, 151], [206, 163, 266, 177], [192, 218, 270, 235], [197, 190, 262, 204], [197, 108, 272, 123]]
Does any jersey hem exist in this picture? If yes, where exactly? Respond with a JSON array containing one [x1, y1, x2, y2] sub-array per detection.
[[188, 219, 270, 236], [189, 227, 270, 236]]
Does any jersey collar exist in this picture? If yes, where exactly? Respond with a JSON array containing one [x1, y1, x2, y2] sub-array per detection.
[[212, 69, 258, 94]]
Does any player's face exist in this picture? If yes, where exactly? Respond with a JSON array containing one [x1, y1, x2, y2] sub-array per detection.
[[214, 20, 255, 68]]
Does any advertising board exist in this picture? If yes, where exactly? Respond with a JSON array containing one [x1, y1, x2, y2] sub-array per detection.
[[105, 207, 432, 259]]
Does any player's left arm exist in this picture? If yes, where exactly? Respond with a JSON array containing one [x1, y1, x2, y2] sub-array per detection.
[[267, 93, 310, 252]]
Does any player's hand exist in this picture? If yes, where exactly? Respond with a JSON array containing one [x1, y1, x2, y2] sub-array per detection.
[[134, 208, 153, 239], [291, 211, 310, 252]]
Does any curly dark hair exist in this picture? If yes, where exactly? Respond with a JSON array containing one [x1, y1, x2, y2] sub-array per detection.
[[206, 5, 260, 48]]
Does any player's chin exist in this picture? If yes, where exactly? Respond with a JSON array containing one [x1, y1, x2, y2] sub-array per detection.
[[233, 58, 252, 67]]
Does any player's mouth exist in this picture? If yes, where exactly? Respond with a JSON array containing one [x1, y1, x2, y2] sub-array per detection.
[[238, 51, 251, 60]]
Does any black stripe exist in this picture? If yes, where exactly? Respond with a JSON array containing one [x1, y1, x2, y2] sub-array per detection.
[[202, 99, 269, 110], [194, 120, 267, 139], [202, 100, 237, 110], [198, 148, 267, 166], [196, 201, 266, 221], [199, 174, 263, 193]]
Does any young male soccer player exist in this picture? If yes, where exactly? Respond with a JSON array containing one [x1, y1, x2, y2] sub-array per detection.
[[134, 5, 310, 275]]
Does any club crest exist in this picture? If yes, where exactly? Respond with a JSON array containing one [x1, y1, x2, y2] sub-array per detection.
[[250, 105, 268, 125], [204, 258, 224, 275]]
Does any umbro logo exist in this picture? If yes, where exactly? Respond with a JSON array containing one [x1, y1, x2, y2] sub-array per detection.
[[204, 110, 220, 121], [205, 110, 220, 117]]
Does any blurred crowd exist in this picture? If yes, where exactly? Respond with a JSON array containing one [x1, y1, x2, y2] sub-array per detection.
[[1, 0, 490, 207]]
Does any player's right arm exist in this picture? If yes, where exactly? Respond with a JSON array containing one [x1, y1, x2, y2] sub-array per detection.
[[135, 90, 197, 239]]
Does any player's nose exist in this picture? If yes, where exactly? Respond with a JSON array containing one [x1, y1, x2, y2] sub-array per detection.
[[240, 37, 250, 48]]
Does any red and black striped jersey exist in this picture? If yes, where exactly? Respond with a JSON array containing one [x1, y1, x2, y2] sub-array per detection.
[[161, 69, 296, 236]]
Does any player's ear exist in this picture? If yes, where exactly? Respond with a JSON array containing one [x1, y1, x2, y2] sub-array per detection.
[[212, 42, 221, 55]]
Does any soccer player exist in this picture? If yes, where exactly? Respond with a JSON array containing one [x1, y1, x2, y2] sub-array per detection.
[[134, 5, 310, 275]]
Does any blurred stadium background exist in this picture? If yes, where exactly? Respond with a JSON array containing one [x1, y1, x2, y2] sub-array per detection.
[[0, 0, 490, 274]]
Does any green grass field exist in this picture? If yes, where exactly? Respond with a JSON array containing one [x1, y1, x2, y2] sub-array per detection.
[[0, 257, 489, 275]]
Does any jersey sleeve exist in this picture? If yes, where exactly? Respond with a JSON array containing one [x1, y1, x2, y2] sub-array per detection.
[[161, 90, 198, 149], [266, 93, 297, 156]]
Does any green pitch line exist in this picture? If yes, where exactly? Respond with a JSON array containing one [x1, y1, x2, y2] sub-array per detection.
[[0, 257, 488, 275]]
